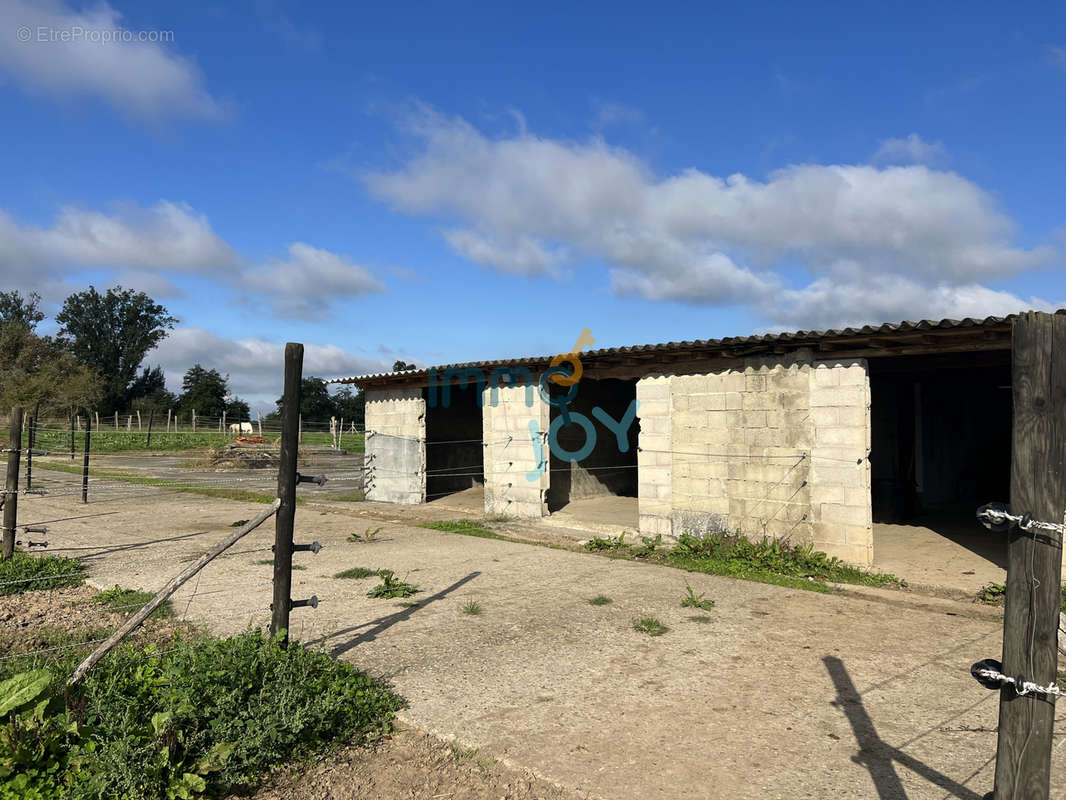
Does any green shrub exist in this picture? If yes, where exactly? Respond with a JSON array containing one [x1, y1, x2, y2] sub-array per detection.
[[0, 552, 83, 596], [582, 533, 629, 552], [0, 630, 404, 799]]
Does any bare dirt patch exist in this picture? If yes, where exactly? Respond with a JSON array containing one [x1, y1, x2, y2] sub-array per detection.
[[241, 725, 573, 800]]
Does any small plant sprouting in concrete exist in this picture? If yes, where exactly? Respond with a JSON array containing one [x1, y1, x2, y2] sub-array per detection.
[[348, 526, 383, 543], [681, 584, 714, 612], [583, 532, 629, 552], [977, 582, 1006, 604], [632, 534, 662, 558], [633, 617, 669, 636], [462, 601, 482, 615], [588, 595, 613, 606], [367, 570, 419, 599]]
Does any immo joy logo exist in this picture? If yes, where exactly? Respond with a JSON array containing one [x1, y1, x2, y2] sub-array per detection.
[[424, 329, 638, 482]]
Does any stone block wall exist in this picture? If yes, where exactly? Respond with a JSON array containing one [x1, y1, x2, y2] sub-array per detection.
[[641, 356, 873, 565], [364, 387, 425, 504], [482, 384, 549, 518]]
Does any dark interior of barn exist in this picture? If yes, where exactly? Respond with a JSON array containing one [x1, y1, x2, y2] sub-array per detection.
[[546, 377, 639, 514], [869, 351, 1011, 569], [424, 383, 484, 501]]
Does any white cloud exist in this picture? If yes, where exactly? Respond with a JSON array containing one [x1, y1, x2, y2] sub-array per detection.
[[148, 327, 393, 411], [0, 201, 238, 293], [0, 202, 386, 317], [0, 0, 220, 120], [871, 133, 948, 166], [241, 242, 385, 318], [365, 106, 1057, 327]]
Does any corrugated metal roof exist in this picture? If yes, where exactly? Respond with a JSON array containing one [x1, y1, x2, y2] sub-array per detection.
[[330, 310, 1055, 385]]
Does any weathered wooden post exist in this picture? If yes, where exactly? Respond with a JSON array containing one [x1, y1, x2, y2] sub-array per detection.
[[25, 403, 37, 491], [192, 409, 196, 432], [114, 411, 118, 430], [146, 409, 154, 448], [136, 410, 141, 430], [257, 410, 262, 437], [81, 413, 91, 504], [166, 408, 171, 434], [70, 414, 75, 460], [993, 311, 1066, 799], [2, 407, 23, 560], [271, 343, 303, 645]]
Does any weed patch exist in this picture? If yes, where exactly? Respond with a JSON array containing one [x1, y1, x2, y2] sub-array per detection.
[[0, 628, 402, 799], [347, 527, 382, 543], [978, 582, 1006, 605], [254, 559, 305, 570], [422, 520, 502, 540], [367, 570, 419, 599], [461, 601, 482, 615], [632, 617, 669, 636], [92, 586, 173, 618], [0, 552, 84, 595], [334, 567, 381, 580], [681, 584, 715, 612], [582, 533, 630, 552], [588, 595, 613, 606]]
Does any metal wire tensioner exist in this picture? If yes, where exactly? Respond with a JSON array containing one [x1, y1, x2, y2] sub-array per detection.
[[976, 503, 1066, 536], [970, 658, 1065, 698]]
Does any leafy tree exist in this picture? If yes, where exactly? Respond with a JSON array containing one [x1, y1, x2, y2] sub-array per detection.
[[0, 290, 44, 331], [0, 324, 100, 414], [179, 364, 229, 419], [55, 286, 177, 413], [331, 385, 365, 427], [274, 376, 335, 421], [128, 365, 177, 412], [392, 360, 417, 372], [226, 396, 250, 422]]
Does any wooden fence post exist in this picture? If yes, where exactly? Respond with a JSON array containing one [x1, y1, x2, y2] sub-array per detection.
[[146, 409, 154, 448], [257, 410, 262, 437], [166, 408, 171, 434], [81, 413, 91, 504], [2, 407, 23, 560], [271, 343, 303, 645], [192, 410, 196, 432], [25, 403, 37, 491], [70, 414, 76, 461], [993, 311, 1066, 799]]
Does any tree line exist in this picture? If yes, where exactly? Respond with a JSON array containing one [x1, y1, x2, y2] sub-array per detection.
[[0, 286, 372, 425]]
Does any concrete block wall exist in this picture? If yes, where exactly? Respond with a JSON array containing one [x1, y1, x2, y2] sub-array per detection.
[[636, 375, 673, 538], [650, 356, 874, 566], [364, 387, 425, 504], [482, 384, 549, 518], [808, 360, 873, 565]]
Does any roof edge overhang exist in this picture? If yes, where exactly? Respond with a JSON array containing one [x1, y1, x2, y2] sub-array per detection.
[[330, 311, 1057, 391]]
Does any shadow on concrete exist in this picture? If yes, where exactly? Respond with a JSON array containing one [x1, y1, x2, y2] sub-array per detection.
[[824, 655, 986, 800], [51, 529, 218, 561], [317, 571, 481, 658]]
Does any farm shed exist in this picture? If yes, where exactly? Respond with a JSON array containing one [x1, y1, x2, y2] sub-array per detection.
[[331, 312, 1056, 567]]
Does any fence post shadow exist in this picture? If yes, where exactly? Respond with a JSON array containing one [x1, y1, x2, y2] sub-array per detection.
[[316, 571, 481, 658], [823, 655, 986, 800]]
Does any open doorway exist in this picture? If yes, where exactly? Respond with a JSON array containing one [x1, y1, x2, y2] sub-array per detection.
[[869, 353, 1011, 588], [424, 383, 484, 503], [545, 377, 639, 529]]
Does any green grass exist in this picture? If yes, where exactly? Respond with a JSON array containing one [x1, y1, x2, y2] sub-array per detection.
[[588, 595, 613, 606], [253, 559, 305, 571], [633, 617, 669, 636], [15, 460, 282, 505], [461, 601, 482, 615], [422, 519, 504, 540], [334, 567, 381, 580], [0, 552, 84, 595], [91, 585, 174, 618], [26, 428, 365, 454], [0, 627, 402, 799], [322, 492, 366, 503]]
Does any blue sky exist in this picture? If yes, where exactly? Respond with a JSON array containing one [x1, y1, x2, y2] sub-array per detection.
[[0, 1, 1063, 411]]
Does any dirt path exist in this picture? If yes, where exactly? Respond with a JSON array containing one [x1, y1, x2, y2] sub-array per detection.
[[14, 487, 1064, 799]]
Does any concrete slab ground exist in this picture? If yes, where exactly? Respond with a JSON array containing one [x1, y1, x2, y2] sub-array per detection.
[[873, 516, 1007, 597], [16, 485, 1063, 800], [542, 495, 639, 536]]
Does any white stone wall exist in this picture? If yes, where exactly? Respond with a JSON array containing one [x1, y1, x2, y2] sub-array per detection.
[[482, 384, 550, 518], [636, 375, 673, 538], [364, 387, 425, 504], [643, 356, 873, 565]]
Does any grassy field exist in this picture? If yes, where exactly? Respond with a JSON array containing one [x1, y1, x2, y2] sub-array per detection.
[[9, 427, 364, 454]]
